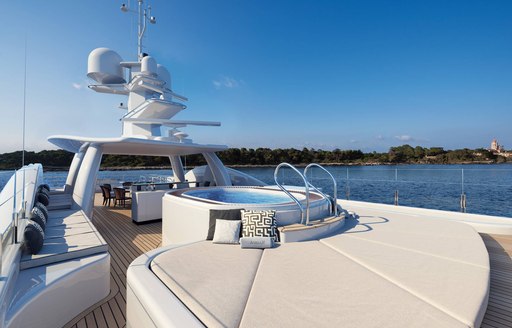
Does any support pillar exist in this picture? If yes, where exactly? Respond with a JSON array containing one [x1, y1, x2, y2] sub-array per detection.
[[169, 155, 185, 182], [64, 142, 90, 194], [202, 152, 231, 186], [72, 143, 103, 217]]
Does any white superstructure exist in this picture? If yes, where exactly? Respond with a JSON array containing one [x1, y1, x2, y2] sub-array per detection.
[[1, 1, 511, 328], [47, 1, 265, 218]]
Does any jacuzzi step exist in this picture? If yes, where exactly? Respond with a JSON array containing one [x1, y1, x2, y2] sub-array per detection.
[[278, 214, 346, 243]]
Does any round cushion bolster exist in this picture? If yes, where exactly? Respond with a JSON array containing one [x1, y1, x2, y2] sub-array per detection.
[[24, 221, 44, 255], [30, 207, 47, 230]]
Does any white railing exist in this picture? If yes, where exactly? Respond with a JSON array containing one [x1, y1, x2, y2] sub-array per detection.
[[274, 163, 310, 225], [304, 163, 338, 217], [0, 164, 43, 272]]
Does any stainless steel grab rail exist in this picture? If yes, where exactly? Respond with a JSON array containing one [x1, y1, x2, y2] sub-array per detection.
[[274, 163, 310, 225], [304, 163, 338, 217]]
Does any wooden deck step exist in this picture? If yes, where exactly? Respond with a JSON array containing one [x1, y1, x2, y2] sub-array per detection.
[[279, 215, 344, 232], [278, 215, 345, 242]]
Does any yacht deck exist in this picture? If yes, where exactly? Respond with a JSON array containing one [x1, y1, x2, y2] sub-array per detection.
[[64, 194, 161, 328], [64, 194, 512, 328]]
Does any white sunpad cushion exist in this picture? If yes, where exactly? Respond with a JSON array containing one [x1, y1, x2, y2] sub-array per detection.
[[213, 219, 241, 244]]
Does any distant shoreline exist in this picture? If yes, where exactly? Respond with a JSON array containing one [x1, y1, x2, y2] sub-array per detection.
[[1, 145, 509, 171], [28, 160, 508, 172]]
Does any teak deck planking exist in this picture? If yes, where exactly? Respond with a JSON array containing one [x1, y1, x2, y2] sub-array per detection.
[[64, 194, 161, 328], [480, 233, 512, 328], [63, 194, 512, 328]]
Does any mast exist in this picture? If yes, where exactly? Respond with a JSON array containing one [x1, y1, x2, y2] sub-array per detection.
[[122, 0, 156, 61]]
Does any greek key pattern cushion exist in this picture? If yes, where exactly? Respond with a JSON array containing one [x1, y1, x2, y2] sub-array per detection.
[[241, 210, 279, 242]]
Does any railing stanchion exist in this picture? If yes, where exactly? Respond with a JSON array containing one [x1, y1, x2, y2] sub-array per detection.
[[460, 169, 466, 212], [12, 170, 18, 244]]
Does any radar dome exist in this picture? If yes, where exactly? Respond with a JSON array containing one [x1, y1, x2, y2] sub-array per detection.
[[87, 48, 126, 84], [157, 64, 171, 88], [141, 56, 157, 76]]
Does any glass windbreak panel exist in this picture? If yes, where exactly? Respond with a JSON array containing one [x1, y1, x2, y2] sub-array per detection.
[[43, 169, 176, 190], [396, 167, 462, 212], [274, 166, 306, 188], [338, 166, 397, 205], [232, 164, 512, 217], [238, 167, 277, 185], [304, 166, 335, 197], [464, 167, 512, 217]]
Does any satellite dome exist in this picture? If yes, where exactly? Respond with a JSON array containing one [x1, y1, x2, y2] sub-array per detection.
[[157, 64, 171, 88], [141, 56, 157, 76], [87, 48, 126, 84]]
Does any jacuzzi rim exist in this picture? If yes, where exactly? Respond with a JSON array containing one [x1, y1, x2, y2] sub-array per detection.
[[169, 186, 323, 206]]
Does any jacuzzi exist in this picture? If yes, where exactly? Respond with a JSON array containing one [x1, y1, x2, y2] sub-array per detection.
[[162, 186, 331, 245], [182, 187, 308, 204]]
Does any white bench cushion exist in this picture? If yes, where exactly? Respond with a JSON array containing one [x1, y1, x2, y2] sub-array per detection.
[[20, 210, 107, 270]]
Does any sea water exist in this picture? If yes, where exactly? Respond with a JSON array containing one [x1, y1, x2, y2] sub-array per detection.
[[1, 164, 511, 217]]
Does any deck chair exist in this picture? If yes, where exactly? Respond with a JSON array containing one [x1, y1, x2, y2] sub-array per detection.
[[113, 187, 132, 207]]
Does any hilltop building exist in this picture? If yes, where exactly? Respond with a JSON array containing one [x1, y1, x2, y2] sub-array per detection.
[[490, 138, 504, 152], [489, 138, 511, 158]]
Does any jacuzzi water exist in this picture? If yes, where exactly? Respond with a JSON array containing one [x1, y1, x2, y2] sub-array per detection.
[[183, 188, 301, 204]]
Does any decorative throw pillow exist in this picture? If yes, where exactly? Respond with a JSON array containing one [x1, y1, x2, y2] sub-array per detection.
[[24, 220, 45, 254], [207, 209, 243, 240], [241, 210, 279, 242], [30, 207, 47, 231], [212, 219, 241, 244], [240, 237, 274, 249]]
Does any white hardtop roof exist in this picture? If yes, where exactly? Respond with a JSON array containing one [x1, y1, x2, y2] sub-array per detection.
[[48, 135, 228, 156]]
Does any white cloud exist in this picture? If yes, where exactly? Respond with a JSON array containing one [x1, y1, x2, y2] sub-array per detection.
[[376, 135, 385, 140], [395, 135, 414, 142], [72, 82, 83, 90], [212, 76, 243, 89]]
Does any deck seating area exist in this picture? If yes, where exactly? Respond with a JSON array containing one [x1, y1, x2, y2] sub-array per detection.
[[64, 194, 161, 328], [64, 193, 512, 328], [21, 209, 108, 270], [8, 196, 110, 328]]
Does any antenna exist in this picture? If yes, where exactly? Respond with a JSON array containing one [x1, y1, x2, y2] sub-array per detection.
[[21, 35, 28, 218], [22, 37, 27, 169], [121, 0, 157, 61]]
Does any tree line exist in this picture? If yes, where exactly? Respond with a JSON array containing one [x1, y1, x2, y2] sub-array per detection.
[[0, 145, 508, 170]]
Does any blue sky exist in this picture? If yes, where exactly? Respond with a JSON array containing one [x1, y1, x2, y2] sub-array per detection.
[[1, 0, 511, 153]]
